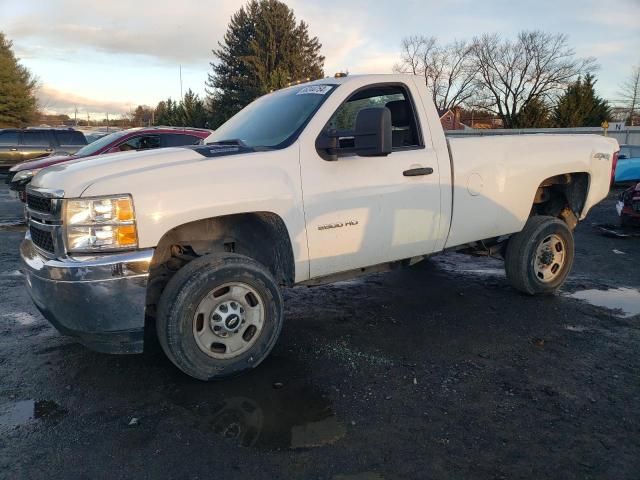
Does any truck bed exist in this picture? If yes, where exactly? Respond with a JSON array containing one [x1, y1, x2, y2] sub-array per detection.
[[443, 134, 617, 249]]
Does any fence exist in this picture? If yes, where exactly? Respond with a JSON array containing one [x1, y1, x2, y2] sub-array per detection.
[[445, 126, 640, 146]]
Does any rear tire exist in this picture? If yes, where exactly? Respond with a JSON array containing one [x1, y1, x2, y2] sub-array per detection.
[[156, 253, 283, 381], [505, 216, 574, 295]]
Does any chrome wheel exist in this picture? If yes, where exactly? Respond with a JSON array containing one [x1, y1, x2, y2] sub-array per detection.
[[193, 282, 265, 359], [534, 234, 566, 283]]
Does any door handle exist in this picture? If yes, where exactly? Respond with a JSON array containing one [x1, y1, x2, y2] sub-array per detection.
[[403, 167, 434, 177], [10, 148, 17, 151]]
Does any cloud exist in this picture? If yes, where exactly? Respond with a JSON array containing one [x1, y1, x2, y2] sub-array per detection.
[[578, 0, 640, 29], [6, 0, 241, 64], [37, 84, 134, 117], [578, 41, 627, 57]]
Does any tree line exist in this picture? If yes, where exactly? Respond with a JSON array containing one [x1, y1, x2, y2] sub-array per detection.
[[394, 32, 628, 128], [1, 0, 638, 130]]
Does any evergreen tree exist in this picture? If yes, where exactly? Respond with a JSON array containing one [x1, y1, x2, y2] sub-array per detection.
[[154, 91, 208, 128], [553, 74, 611, 127], [514, 97, 552, 128], [181, 89, 208, 128], [206, 0, 324, 128], [0, 32, 38, 127]]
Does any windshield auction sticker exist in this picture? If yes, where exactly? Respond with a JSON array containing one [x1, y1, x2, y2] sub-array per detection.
[[297, 85, 333, 95]]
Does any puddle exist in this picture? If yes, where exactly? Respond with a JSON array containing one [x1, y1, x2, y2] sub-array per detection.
[[564, 325, 588, 332], [170, 356, 346, 450], [433, 253, 505, 277], [0, 400, 34, 428], [0, 399, 65, 430], [3, 311, 38, 326], [0, 220, 26, 232], [0, 270, 22, 278], [566, 288, 640, 318]]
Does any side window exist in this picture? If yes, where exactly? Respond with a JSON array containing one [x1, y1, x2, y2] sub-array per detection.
[[162, 134, 202, 147], [20, 131, 50, 146], [327, 85, 421, 151], [0, 131, 19, 146], [56, 131, 86, 145], [118, 135, 161, 151]]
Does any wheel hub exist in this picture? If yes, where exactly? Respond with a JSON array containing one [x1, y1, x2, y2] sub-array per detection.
[[534, 234, 566, 283], [210, 301, 245, 337], [192, 282, 265, 360]]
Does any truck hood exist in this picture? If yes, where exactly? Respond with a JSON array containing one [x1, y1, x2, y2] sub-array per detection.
[[31, 147, 207, 197], [10, 154, 75, 172]]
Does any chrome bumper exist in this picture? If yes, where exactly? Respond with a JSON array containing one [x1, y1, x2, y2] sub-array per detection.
[[20, 233, 154, 354]]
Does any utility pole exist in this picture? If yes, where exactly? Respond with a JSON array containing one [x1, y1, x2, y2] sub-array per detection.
[[106, 112, 110, 132], [74, 106, 78, 127]]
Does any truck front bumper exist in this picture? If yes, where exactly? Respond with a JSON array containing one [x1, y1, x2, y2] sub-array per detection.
[[20, 235, 154, 354]]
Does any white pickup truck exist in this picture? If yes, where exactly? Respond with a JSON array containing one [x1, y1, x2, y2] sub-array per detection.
[[21, 74, 618, 380]]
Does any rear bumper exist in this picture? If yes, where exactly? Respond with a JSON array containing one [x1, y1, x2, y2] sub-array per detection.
[[20, 235, 154, 354]]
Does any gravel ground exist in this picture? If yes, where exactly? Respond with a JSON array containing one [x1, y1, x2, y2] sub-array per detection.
[[0, 179, 638, 480]]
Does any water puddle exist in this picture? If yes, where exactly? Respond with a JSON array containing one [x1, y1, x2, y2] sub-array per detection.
[[170, 356, 346, 450], [434, 253, 505, 277], [0, 220, 26, 232], [3, 311, 38, 326], [566, 288, 640, 318], [0, 399, 65, 430]]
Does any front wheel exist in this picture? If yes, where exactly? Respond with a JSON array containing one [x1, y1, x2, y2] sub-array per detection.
[[156, 253, 284, 381], [505, 216, 575, 295]]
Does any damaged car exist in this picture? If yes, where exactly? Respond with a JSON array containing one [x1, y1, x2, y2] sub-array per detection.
[[617, 182, 640, 227]]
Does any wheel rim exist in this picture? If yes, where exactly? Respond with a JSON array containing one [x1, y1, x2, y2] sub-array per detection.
[[534, 233, 566, 283], [192, 282, 265, 359]]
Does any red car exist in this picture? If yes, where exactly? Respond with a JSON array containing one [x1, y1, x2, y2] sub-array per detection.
[[8, 127, 212, 200], [617, 182, 640, 227]]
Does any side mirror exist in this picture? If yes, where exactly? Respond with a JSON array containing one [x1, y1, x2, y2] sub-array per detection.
[[354, 107, 392, 157], [315, 130, 339, 161]]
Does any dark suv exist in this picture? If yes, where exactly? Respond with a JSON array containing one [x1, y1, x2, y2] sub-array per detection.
[[0, 128, 87, 170]]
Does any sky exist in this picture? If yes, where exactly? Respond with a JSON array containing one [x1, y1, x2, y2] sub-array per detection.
[[1, 0, 639, 118]]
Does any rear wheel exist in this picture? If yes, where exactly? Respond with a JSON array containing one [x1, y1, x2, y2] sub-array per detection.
[[156, 253, 283, 380], [505, 216, 575, 295]]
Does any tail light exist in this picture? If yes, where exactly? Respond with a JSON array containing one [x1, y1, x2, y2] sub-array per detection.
[[611, 150, 619, 186]]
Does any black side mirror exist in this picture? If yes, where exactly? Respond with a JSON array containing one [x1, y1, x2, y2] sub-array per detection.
[[354, 107, 392, 157]]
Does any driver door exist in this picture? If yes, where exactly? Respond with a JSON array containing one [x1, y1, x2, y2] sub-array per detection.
[[299, 83, 442, 279]]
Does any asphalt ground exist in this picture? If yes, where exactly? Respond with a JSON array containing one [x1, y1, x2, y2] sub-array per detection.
[[0, 179, 638, 480]]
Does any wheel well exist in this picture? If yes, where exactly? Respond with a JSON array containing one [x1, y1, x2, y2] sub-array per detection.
[[531, 173, 590, 229], [145, 212, 295, 316]]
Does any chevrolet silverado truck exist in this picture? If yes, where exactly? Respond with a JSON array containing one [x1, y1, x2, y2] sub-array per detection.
[[20, 74, 619, 381]]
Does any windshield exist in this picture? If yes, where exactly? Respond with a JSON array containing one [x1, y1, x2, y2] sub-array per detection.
[[207, 84, 336, 149], [74, 131, 129, 156]]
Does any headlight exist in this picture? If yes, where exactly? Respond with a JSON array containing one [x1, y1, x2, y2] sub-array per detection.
[[64, 195, 138, 252], [12, 169, 41, 183]]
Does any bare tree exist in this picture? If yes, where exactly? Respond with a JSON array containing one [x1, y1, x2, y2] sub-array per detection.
[[394, 36, 478, 112], [618, 65, 639, 126], [470, 31, 595, 128]]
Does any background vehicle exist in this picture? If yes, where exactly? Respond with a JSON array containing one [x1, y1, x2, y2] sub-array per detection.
[[21, 74, 618, 381], [0, 128, 86, 170], [613, 144, 640, 184], [617, 182, 640, 227], [8, 127, 212, 200]]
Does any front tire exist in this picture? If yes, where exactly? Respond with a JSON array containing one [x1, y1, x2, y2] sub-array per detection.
[[156, 253, 283, 381], [505, 216, 575, 295]]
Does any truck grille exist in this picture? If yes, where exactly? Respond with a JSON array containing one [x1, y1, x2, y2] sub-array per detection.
[[30, 225, 55, 253], [27, 194, 53, 213]]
